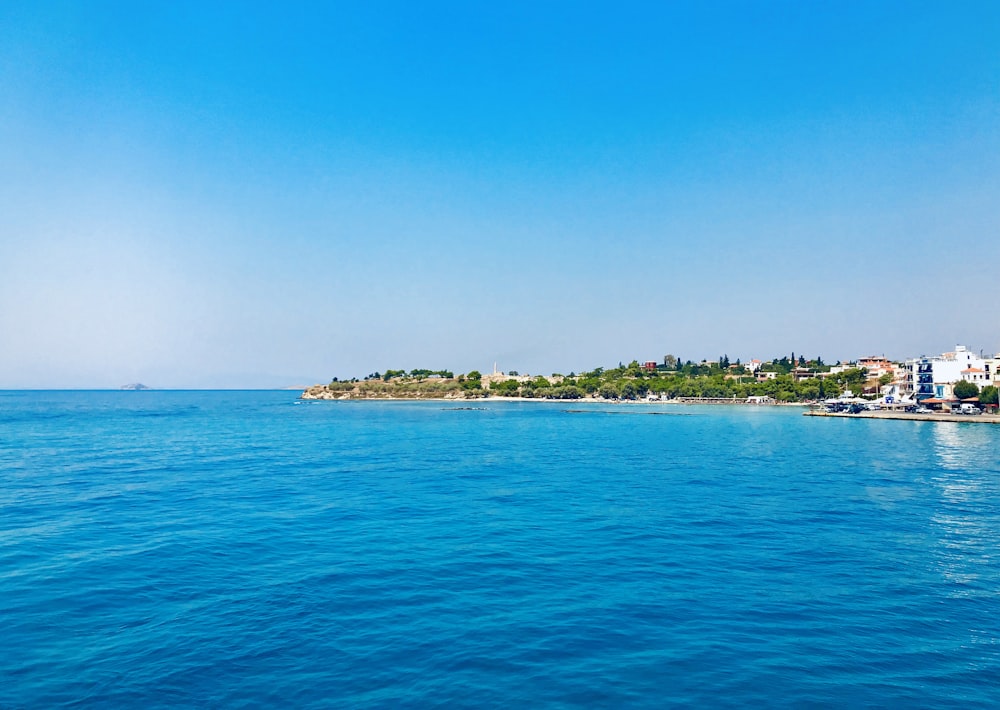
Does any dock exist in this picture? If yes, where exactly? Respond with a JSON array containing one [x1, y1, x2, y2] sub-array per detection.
[[804, 410, 1000, 424]]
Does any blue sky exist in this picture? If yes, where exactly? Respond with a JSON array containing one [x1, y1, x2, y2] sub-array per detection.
[[2, 2, 999, 387]]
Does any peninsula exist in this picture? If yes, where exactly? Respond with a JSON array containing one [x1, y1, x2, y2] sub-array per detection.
[[302, 358, 877, 404]]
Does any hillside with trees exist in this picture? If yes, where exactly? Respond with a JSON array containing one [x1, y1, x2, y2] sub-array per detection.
[[302, 358, 871, 402]]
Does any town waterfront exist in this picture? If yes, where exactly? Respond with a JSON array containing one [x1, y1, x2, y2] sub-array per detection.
[[3, 391, 1000, 706], [805, 409, 1000, 424]]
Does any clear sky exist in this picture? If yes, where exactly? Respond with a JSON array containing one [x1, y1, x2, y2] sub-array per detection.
[[2, 2, 999, 388]]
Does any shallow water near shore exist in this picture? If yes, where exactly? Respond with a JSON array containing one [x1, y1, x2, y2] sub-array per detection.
[[3, 390, 1000, 707]]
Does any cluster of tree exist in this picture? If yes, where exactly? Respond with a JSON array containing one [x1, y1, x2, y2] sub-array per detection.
[[954, 380, 999, 405], [487, 377, 584, 399], [457, 370, 485, 395], [650, 353, 828, 377], [367, 369, 454, 381], [320, 377, 467, 398], [759, 354, 829, 375], [483, 360, 866, 402], [322, 354, 922, 404]]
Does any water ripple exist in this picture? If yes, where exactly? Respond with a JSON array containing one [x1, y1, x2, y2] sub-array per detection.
[[1, 393, 999, 706]]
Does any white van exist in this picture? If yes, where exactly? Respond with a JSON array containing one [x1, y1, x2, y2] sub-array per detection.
[[957, 403, 981, 415]]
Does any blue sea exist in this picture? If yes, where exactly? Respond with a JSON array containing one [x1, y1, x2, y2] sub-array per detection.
[[2, 391, 1000, 707]]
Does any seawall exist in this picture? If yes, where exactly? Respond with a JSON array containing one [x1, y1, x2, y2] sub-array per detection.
[[804, 410, 1000, 424]]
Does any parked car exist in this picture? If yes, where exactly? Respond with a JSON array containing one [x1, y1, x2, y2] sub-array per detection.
[[915, 406, 932, 414]]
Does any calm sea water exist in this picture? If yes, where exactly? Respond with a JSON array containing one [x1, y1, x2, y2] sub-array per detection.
[[2, 391, 1000, 707]]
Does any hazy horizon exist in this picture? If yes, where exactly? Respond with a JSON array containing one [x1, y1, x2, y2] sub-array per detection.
[[3, 3, 999, 389]]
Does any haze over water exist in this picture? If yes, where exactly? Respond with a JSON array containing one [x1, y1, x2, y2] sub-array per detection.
[[3, 391, 999, 706]]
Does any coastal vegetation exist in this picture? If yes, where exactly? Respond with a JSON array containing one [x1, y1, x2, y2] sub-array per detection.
[[311, 378, 466, 400], [302, 357, 873, 402], [480, 359, 866, 402], [951, 381, 999, 406], [953, 379, 979, 400]]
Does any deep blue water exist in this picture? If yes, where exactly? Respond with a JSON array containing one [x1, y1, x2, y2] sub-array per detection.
[[2, 391, 1000, 707]]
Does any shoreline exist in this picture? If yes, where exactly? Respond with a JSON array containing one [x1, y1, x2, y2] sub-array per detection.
[[301, 395, 998, 421], [300, 393, 809, 406]]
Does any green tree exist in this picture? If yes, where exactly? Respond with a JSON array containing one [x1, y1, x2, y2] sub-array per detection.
[[953, 380, 979, 400], [546, 385, 584, 400], [460, 370, 484, 394], [796, 380, 821, 401], [980, 385, 998, 406], [832, 367, 867, 396], [598, 383, 621, 400], [490, 379, 519, 396]]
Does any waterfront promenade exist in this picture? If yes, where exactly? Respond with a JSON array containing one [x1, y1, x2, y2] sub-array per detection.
[[805, 410, 1000, 424]]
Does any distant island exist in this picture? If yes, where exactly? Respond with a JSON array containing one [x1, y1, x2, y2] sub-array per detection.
[[120, 383, 150, 391]]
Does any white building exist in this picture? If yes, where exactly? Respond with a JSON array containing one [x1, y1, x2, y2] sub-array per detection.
[[909, 345, 989, 401], [979, 356, 1000, 391]]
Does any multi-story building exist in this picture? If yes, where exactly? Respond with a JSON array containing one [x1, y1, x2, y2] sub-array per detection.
[[907, 345, 989, 402], [857, 356, 895, 381], [963, 355, 1000, 385], [986, 357, 1000, 389]]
